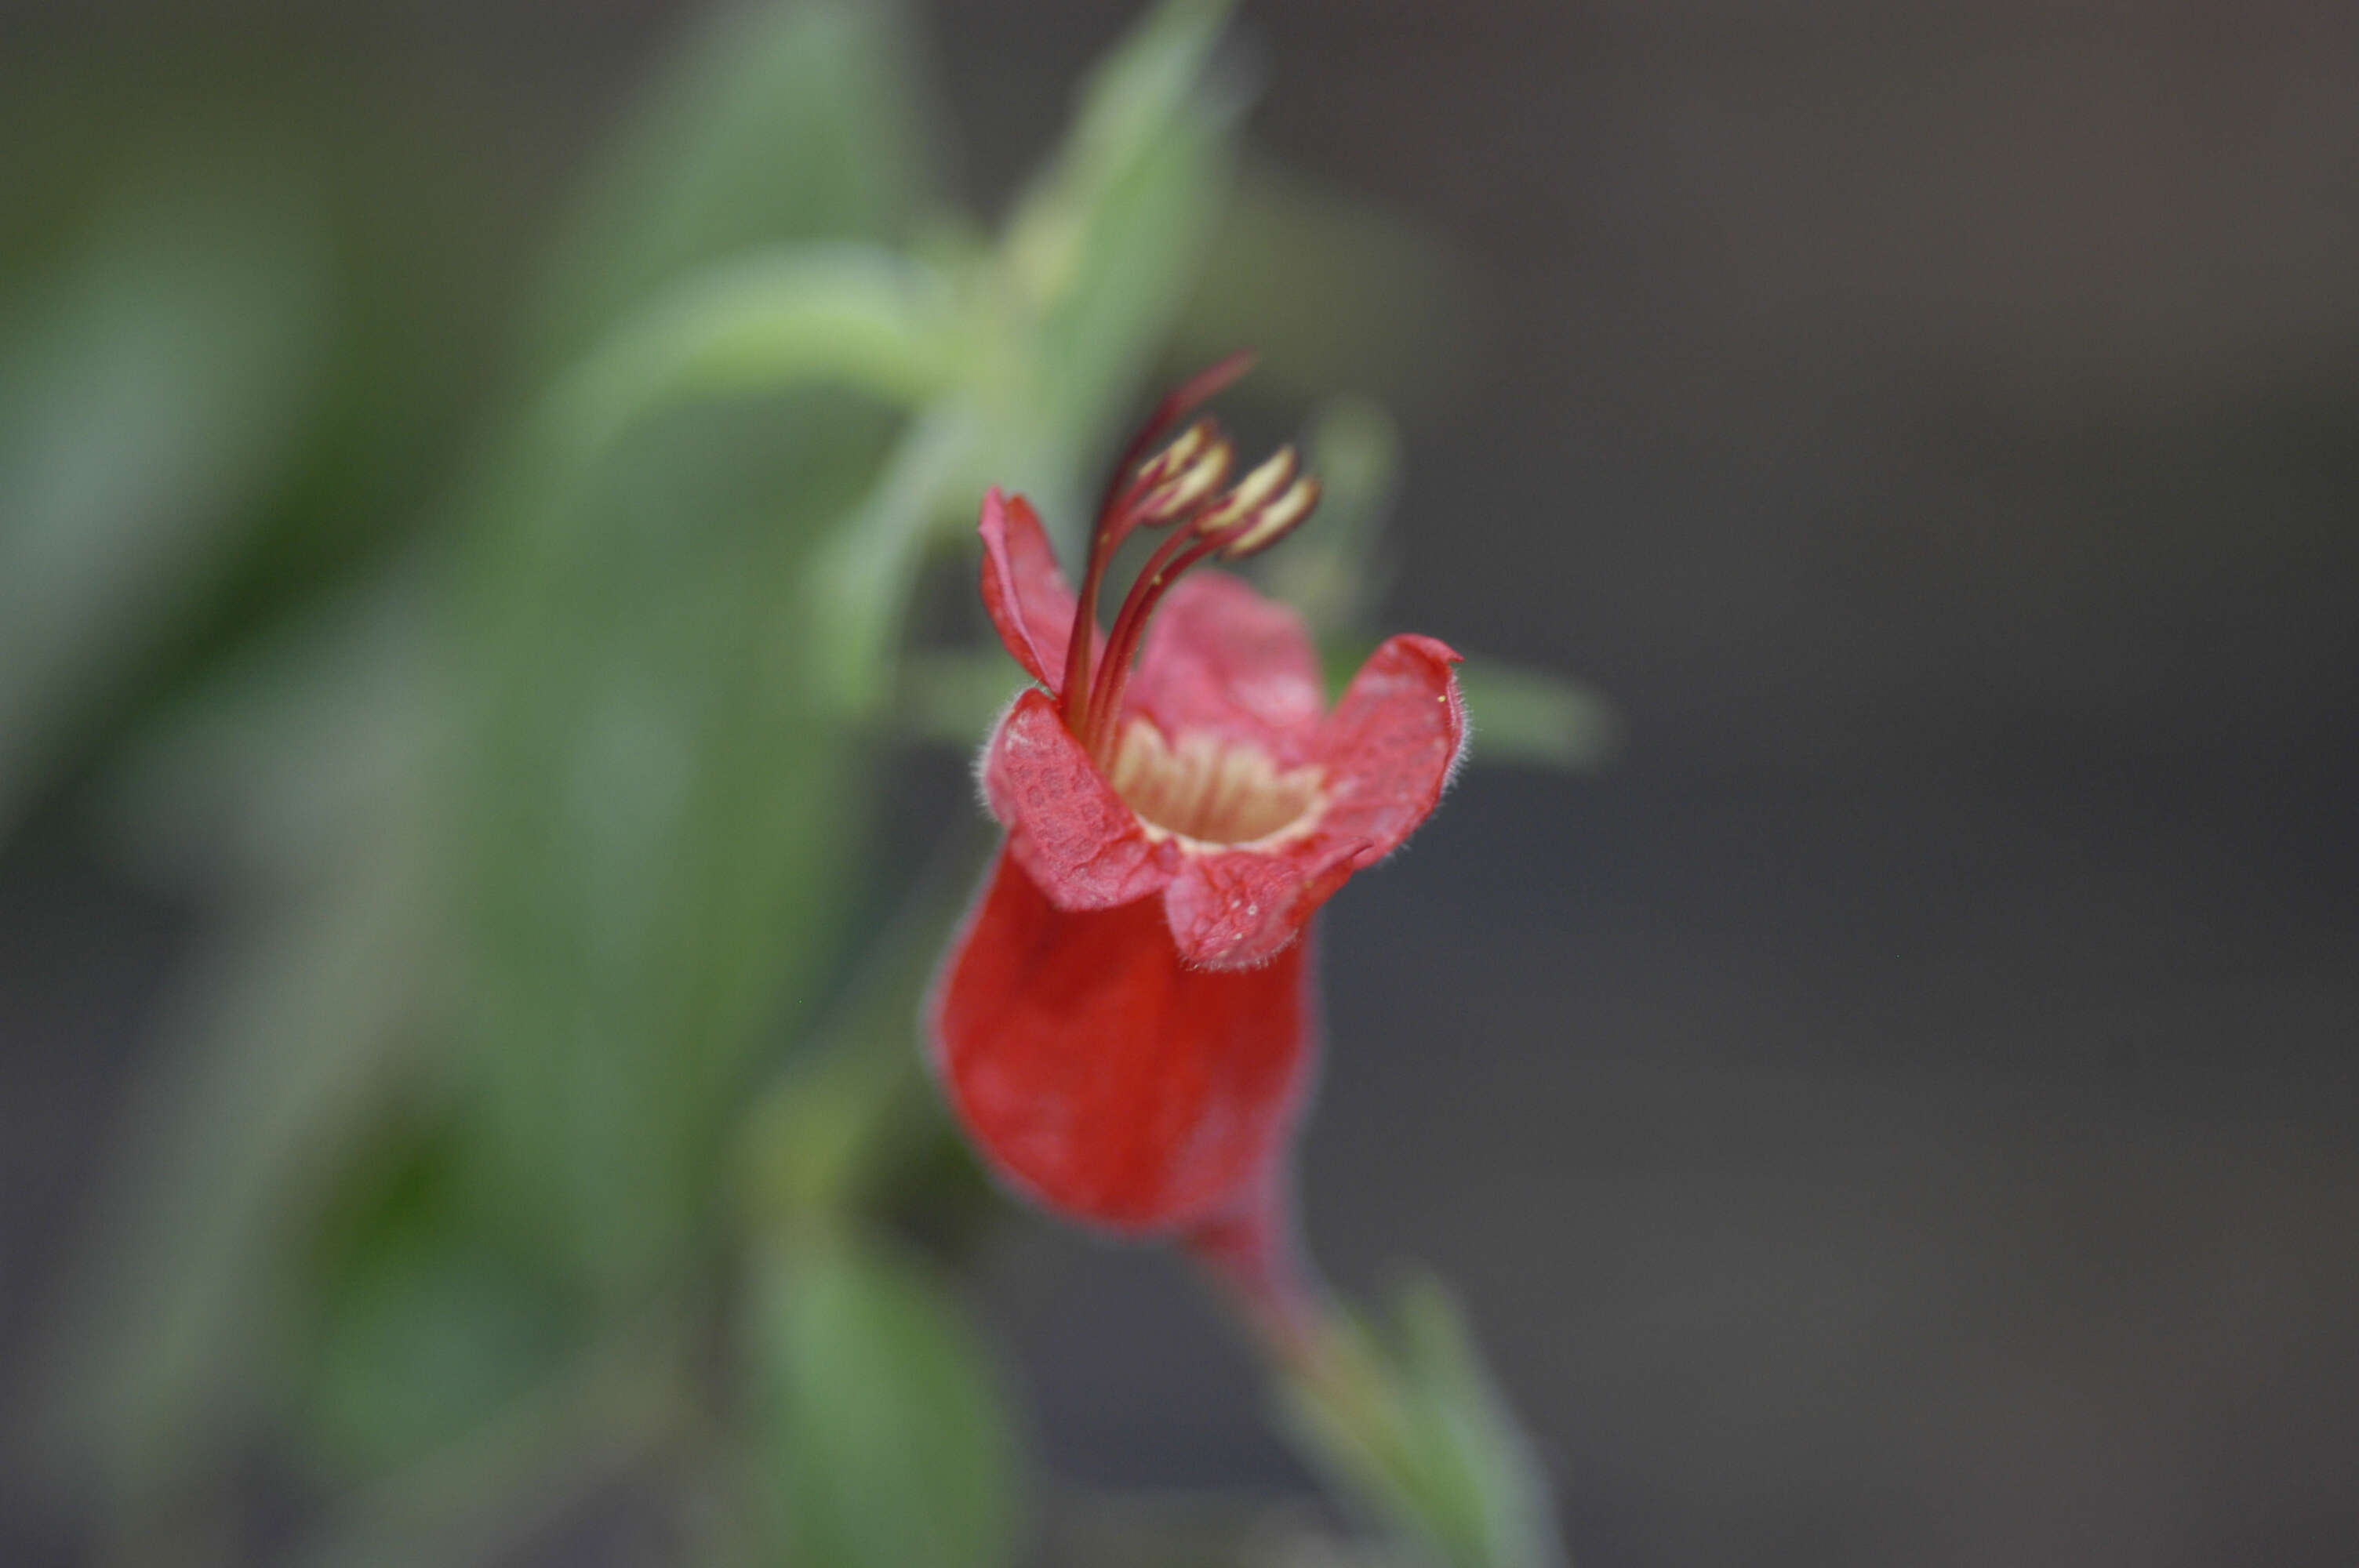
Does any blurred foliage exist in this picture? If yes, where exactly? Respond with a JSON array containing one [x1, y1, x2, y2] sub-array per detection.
[[532, 0, 940, 366], [0, 158, 333, 840], [9, 2, 1601, 1564], [1278, 1279, 1565, 1568], [748, 1240, 1022, 1568]]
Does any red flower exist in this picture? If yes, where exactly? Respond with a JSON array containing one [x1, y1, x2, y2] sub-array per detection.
[[929, 360, 1465, 1299]]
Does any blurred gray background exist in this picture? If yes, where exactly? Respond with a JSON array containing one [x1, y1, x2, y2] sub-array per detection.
[[7, 2, 2357, 1564]]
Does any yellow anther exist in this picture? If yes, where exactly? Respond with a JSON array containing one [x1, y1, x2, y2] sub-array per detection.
[[1146, 434, 1227, 514], [1136, 420, 1213, 488], [1195, 445, 1298, 535], [1219, 475, 1322, 560], [1138, 435, 1233, 521]]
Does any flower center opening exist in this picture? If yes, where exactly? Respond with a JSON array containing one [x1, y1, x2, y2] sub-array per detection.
[[1107, 720, 1323, 847]]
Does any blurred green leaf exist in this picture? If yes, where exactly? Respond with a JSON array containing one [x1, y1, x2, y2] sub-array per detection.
[[750, 1241, 1023, 1568], [1277, 1276, 1563, 1568], [444, 0, 1008, 1308], [1387, 1279, 1563, 1568], [45, 856, 428, 1501], [30, 584, 442, 1522], [289, 1314, 687, 1568], [0, 162, 332, 837], [442, 0, 990, 1344], [735, 822, 987, 1232], [1259, 396, 1405, 635], [806, 398, 985, 717], [536, 0, 940, 361], [300, 1127, 580, 1473], [97, 573, 439, 886], [1320, 643, 1619, 772], [988, 0, 1246, 526], [1455, 659, 1621, 771], [1174, 158, 1463, 409], [897, 648, 1029, 750], [456, 388, 903, 1301], [547, 243, 959, 454]]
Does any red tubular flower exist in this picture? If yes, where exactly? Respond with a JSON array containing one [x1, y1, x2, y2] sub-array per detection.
[[929, 361, 1465, 1316]]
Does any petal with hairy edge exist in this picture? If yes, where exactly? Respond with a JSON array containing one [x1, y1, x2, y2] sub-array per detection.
[[982, 688, 1174, 909], [1162, 837, 1363, 970], [1314, 634, 1466, 866], [980, 488, 1091, 691], [930, 848, 1318, 1232], [1125, 573, 1325, 765]]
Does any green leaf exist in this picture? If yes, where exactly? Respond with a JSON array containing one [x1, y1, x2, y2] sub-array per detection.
[[545, 243, 958, 456], [733, 828, 984, 1228], [1275, 1276, 1564, 1568], [299, 1127, 580, 1475], [96, 573, 441, 886], [454, 386, 903, 1301], [535, 0, 940, 361], [28, 586, 441, 1518], [896, 648, 1028, 750], [987, 0, 1247, 527], [1455, 659, 1621, 772], [1174, 158, 1462, 409], [1256, 396, 1406, 635], [1322, 643, 1619, 773], [749, 1241, 1023, 1568], [805, 399, 985, 717], [39, 850, 435, 1502], [0, 162, 332, 837], [285, 1317, 686, 1568]]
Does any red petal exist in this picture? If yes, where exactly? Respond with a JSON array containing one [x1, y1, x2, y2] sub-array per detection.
[[982, 688, 1174, 909], [929, 848, 1318, 1233], [979, 488, 1090, 691], [1161, 838, 1361, 970], [1314, 633, 1467, 866], [1125, 573, 1325, 766]]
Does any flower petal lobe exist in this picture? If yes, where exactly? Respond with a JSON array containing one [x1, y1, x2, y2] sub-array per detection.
[[1315, 633, 1467, 866], [1127, 573, 1325, 764], [983, 688, 1173, 909], [1163, 840, 1361, 970], [979, 488, 1086, 691]]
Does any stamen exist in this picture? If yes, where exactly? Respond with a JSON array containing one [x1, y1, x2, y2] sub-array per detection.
[[1055, 354, 1324, 764], [1060, 356, 1256, 735], [1132, 428, 1233, 524], [1131, 420, 1213, 495], [1084, 524, 1217, 755], [1219, 475, 1321, 560], [1086, 351, 1255, 532], [1193, 446, 1297, 536], [1080, 455, 1324, 760]]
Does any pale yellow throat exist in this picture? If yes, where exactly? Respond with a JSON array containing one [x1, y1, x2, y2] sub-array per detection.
[[1107, 718, 1325, 849]]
